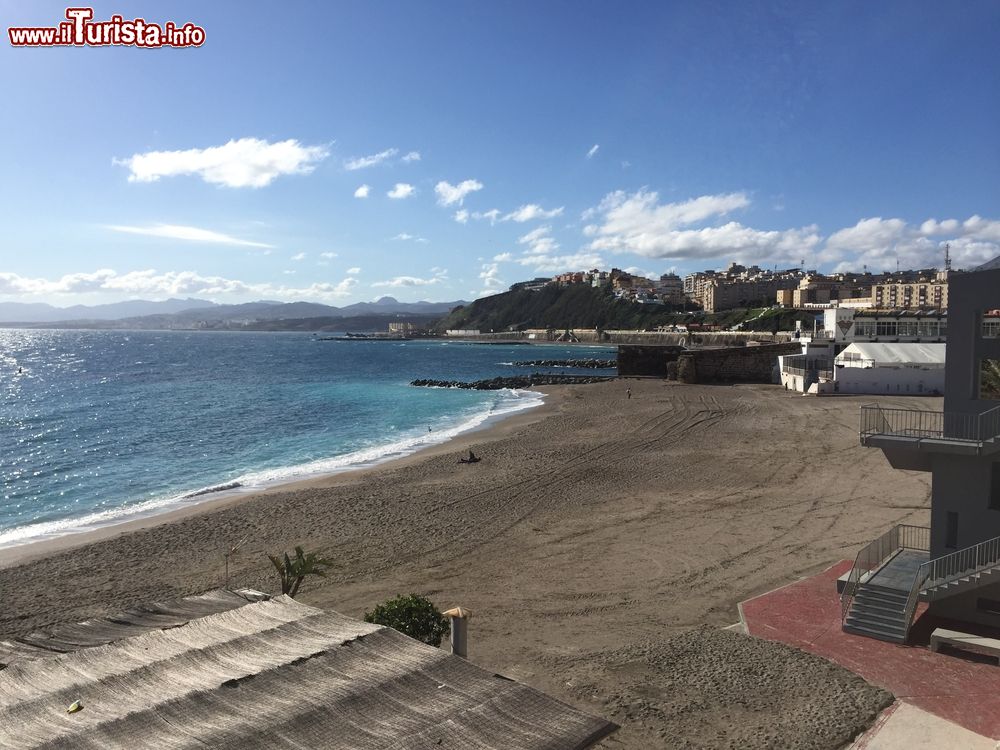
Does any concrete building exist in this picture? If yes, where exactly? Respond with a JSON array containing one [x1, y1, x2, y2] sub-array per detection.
[[655, 273, 684, 304], [780, 342, 945, 395], [509, 277, 550, 292], [872, 270, 949, 310], [842, 259, 1000, 643], [781, 308, 951, 394]]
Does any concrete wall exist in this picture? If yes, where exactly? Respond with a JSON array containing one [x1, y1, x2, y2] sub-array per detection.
[[928, 579, 1000, 629], [676, 342, 802, 384], [944, 267, 1000, 415], [929, 454, 1000, 558], [832, 365, 944, 395], [617, 345, 685, 377]]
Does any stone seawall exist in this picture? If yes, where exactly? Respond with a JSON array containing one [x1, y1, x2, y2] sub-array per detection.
[[617, 346, 686, 377], [676, 343, 803, 384], [444, 330, 793, 346]]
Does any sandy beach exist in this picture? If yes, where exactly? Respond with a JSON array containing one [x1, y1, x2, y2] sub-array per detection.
[[0, 380, 935, 747]]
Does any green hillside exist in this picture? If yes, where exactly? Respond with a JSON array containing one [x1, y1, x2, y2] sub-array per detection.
[[434, 283, 818, 333]]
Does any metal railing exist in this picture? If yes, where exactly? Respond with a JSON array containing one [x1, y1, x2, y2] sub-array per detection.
[[860, 404, 1000, 444], [902, 533, 1000, 639], [841, 524, 931, 622], [781, 355, 833, 380], [782, 365, 834, 379]]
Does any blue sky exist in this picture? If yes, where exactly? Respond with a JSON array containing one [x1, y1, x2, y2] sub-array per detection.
[[1, 1, 998, 306]]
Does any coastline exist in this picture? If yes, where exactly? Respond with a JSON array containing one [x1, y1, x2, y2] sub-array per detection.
[[0, 386, 565, 569], [0, 380, 937, 747]]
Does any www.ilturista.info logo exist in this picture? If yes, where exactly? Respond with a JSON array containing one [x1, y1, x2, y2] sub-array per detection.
[[8, 8, 205, 48]]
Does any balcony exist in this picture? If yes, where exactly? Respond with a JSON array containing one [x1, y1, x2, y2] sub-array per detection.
[[860, 404, 1000, 456]]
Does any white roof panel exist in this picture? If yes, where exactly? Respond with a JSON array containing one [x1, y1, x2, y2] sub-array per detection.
[[836, 342, 946, 365]]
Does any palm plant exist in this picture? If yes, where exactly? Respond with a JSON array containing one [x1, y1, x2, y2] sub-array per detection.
[[267, 546, 334, 598]]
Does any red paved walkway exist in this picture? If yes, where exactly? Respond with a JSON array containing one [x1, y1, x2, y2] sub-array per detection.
[[740, 561, 1000, 739]]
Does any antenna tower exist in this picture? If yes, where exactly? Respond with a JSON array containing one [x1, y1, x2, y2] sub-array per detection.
[[944, 242, 952, 272]]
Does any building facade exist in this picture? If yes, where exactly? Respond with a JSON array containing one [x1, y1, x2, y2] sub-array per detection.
[[850, 262, 1000, 639], [872, 270, 949, 310]]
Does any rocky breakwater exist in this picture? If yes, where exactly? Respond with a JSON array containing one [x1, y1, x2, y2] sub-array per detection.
[[411, 373, 614, 389], [512, 359, 617, 369]]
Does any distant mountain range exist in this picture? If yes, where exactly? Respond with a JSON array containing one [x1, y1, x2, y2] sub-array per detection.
[[0, 296, 468, 326]]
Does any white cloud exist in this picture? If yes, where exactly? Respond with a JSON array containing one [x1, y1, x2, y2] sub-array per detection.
[[459, 208, 502, 225], [478, 263, 506, 296], [493, 252, 513, 262], [402, 151, 421, 162], [291, 252, 306, 261], [828, 215, 1000, 272], [320, 252, 337, 259], [0, 269, 361, 301], [586, 144, 600, 159], [435, 179, 484, 206], [372, 269, 447, 288], [581, 189, 819, 264], [503, 204, 565, 222], [624, 266, 656, 279], [387, 183, 416, 199], [114, 137, 329, 188], [344, 148, 398, 171], [390, 232, 428, 243], [346, 267, 361, 274], [354, 184, 370, 198], [518, 225, 559, 255], [515, 252, 605, 274], [107, 223, 272, 248]]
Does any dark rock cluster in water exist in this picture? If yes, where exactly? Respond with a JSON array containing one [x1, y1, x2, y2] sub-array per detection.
[[411, 374, 614, 389], [512, 359, 617, 369]]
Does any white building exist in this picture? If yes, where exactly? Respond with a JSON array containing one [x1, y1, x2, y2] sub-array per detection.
[[780, 342, 945, 395]]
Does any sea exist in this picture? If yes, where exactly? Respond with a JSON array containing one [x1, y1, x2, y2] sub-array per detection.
[[0, 329, 614, 549]]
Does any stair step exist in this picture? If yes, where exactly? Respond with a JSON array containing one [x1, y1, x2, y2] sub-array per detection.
[[846, 609, 907, 628], [842, 622, 906, 643], [860, 583, 910, 597], [854, 591, 908, 607], [847, 609, 908, 629], [852, 601, 906, 618]]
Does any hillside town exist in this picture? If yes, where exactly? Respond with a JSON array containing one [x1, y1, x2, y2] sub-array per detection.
[[512, 260, 952, 314]]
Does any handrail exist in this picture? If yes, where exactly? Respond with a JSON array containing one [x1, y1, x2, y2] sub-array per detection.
[[860, 404, 1000, 444], [901, 532, 1000, 641], [840, 524, 931, 622], [926, 533, 1000, 587]]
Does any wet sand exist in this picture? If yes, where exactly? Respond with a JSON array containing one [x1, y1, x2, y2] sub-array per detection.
[[0, 380, 934, 747]]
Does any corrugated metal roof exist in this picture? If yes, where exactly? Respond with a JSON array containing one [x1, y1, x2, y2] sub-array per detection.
[[835, 342, 946, 365], [0, 592, 615, 749]]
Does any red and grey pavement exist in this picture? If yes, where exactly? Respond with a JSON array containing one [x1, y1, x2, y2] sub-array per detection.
[[739, 560, 1000, 740]]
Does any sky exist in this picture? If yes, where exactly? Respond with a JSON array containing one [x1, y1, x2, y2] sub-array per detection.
[[1, 1, 999, 306]]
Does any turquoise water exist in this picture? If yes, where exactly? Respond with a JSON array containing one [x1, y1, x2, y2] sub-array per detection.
[[0, 330, 613, 547]]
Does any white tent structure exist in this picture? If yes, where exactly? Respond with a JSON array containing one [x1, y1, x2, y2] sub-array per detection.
[[831, 342, 945, 395]]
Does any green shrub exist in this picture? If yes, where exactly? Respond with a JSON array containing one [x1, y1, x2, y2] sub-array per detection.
[[364, 594, 450, 646]]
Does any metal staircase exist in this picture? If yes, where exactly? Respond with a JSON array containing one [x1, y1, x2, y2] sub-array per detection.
[[843, 583, 910, 642], [841, 526, 1000, 643]]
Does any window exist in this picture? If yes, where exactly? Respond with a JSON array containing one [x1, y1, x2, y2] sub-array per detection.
[[946, 512, 959, 549], [980, 359, 1000, 400], [983, 315, 1000, 339]]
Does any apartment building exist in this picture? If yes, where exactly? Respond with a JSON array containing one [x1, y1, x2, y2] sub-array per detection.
[[872, 270, 949, 310]]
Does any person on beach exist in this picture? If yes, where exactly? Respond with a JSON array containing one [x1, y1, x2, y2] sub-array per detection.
[[626, 387, 631, 399]]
